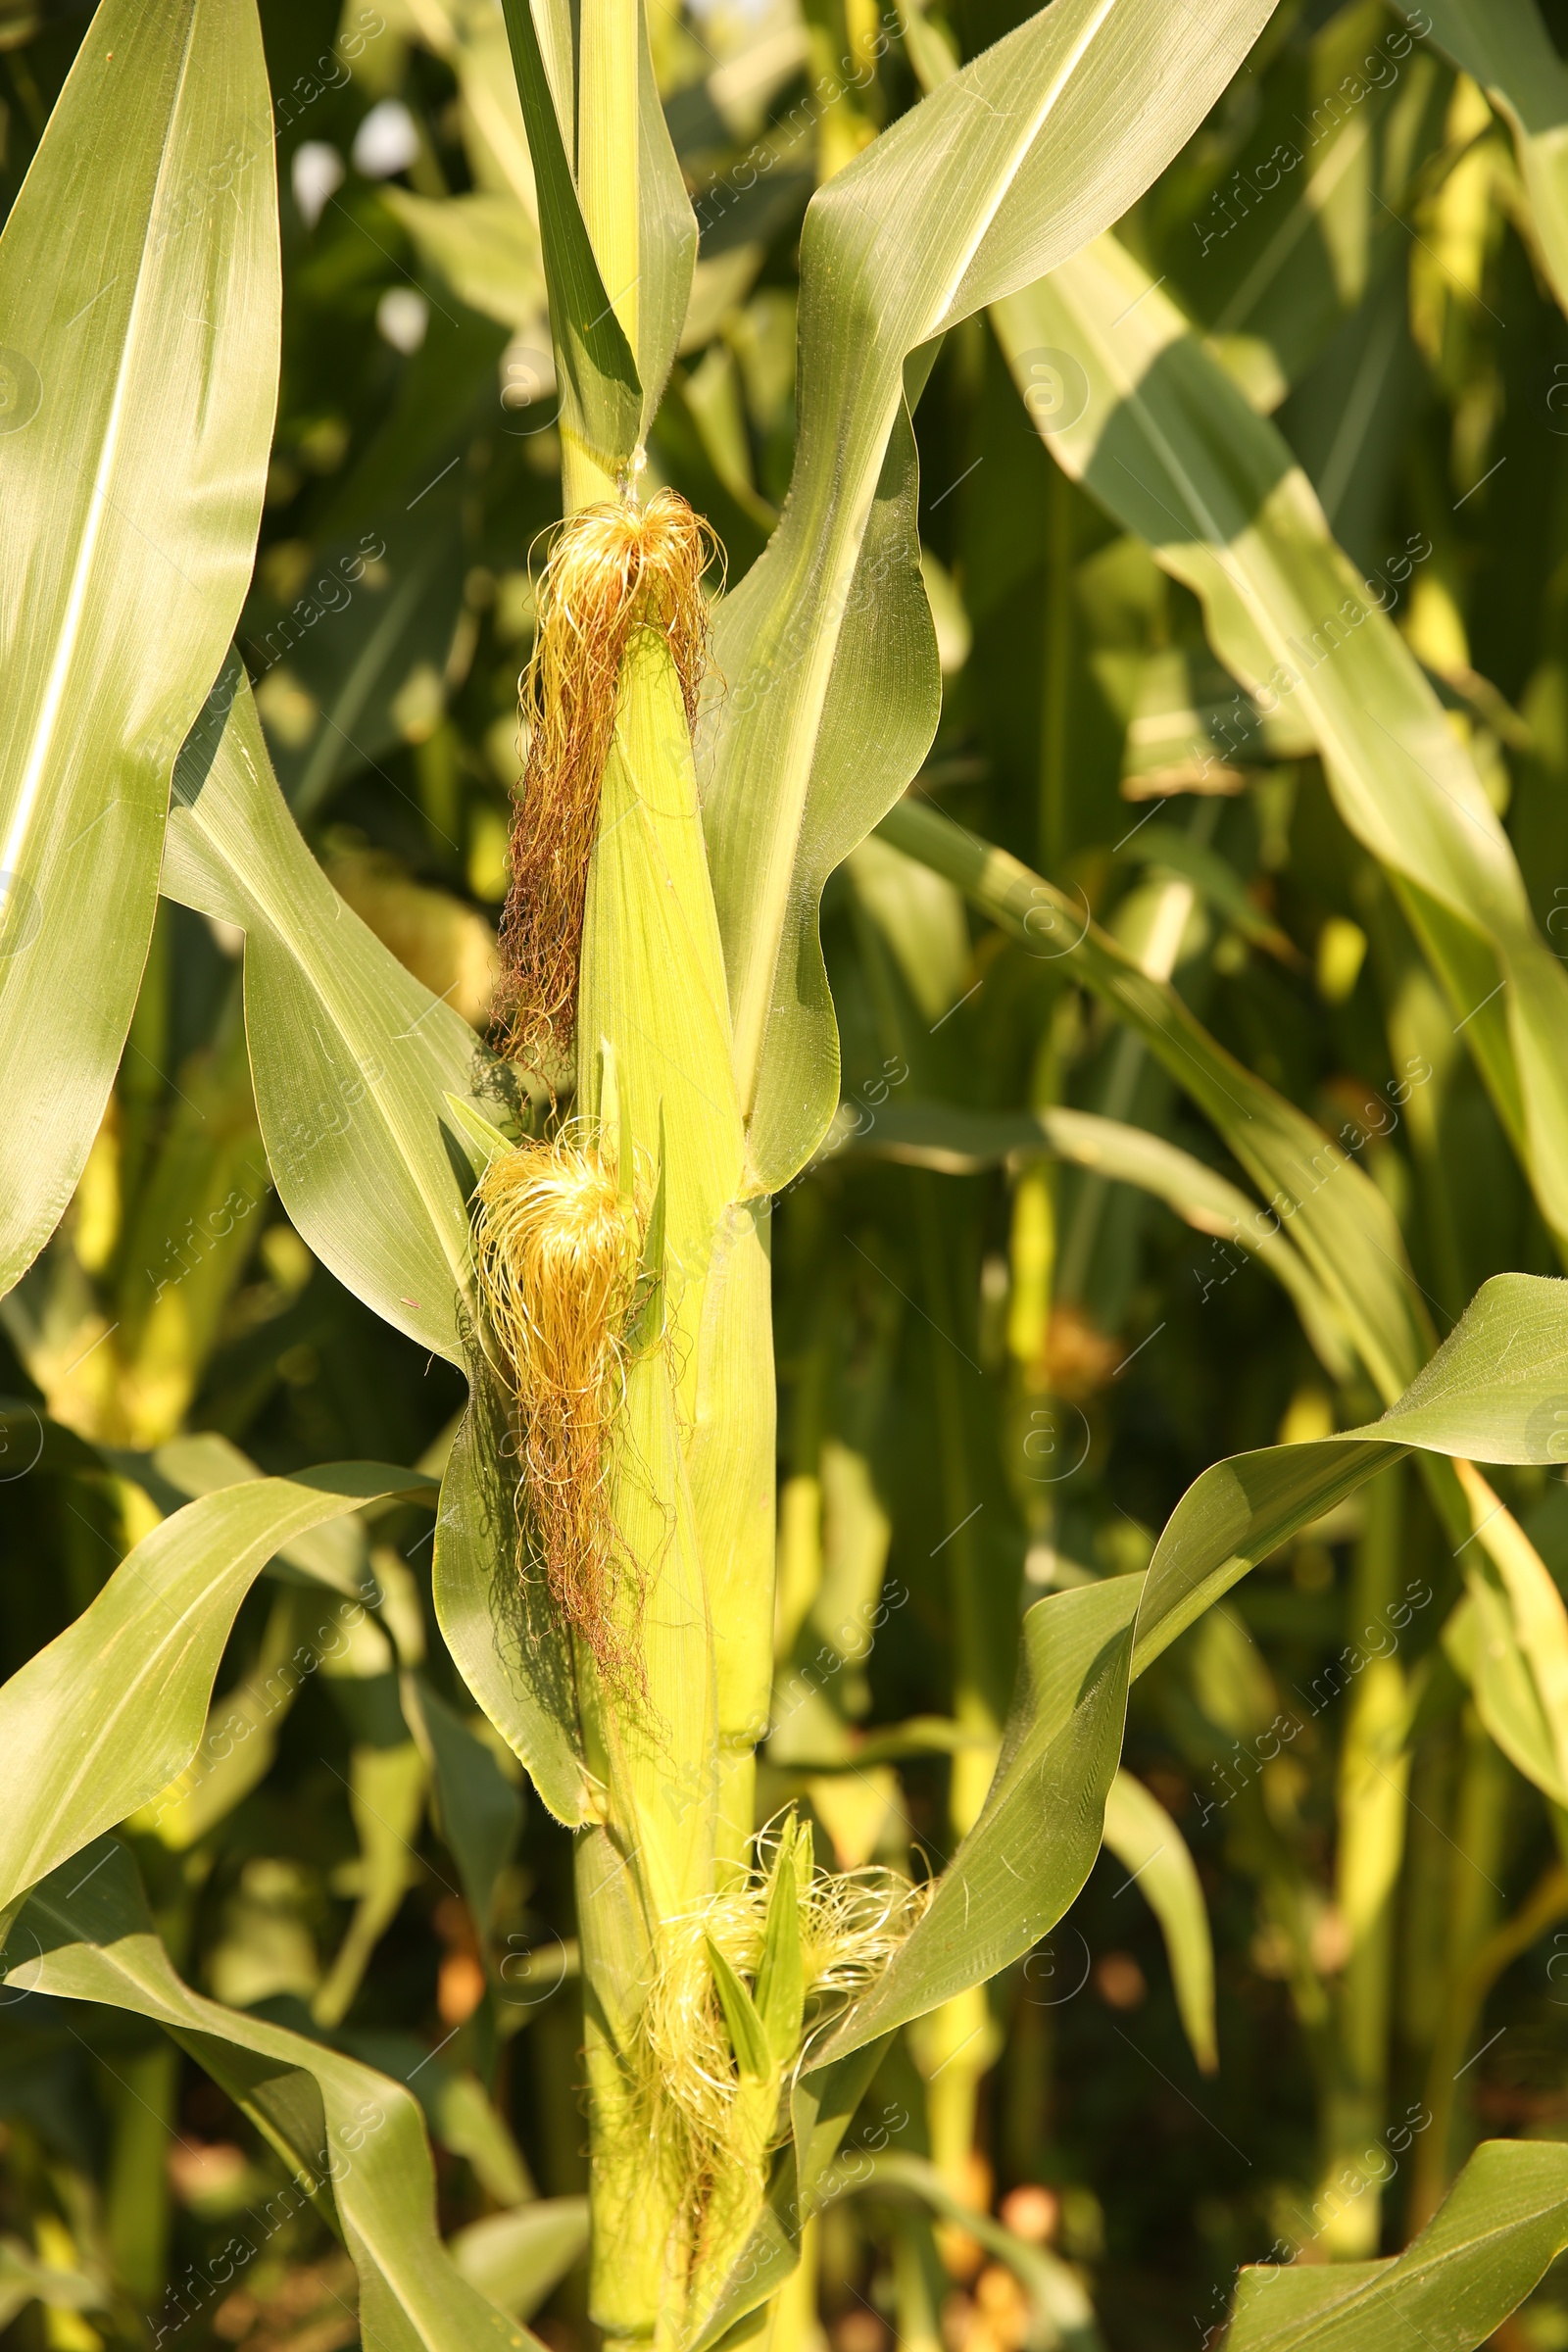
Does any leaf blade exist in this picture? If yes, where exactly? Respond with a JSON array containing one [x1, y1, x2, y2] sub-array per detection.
[[0, 1464, 431, 1910], [0, 0, 278, 1298], [702, 0, 1277, 1188]]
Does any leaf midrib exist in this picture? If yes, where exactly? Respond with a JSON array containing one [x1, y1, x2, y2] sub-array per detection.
[[0, 0, 202, 888]]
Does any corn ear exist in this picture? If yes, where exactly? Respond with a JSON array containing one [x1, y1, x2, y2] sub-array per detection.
[[570, 613, 777, 2333]]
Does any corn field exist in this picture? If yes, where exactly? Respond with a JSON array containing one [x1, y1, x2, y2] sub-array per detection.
[[8, 0, 1568, 2344]]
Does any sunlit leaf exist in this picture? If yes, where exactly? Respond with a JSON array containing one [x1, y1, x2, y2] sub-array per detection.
[[0, 0, 278, 1298], [702, 0, 1278, 1190], [0, 1464, 432, 1911], [2, 1842, 538, 2352], [993, 233, 1568, 1254]]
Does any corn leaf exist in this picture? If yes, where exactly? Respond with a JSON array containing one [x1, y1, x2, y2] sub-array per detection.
[[691, 2037, 893, 2350], [1102, 1770, 1216, 2074], [314, 1740, 428, 2029], [1446, 1589, 1568, 1810], [695, 1580, 1144, 2338], [496, 0, 640, 480], [133, 1587, 317, 1850], [773, 1276, 1567, 2076], [753, 1818, 808, 2065], [163, 656, 501, 1367], [847, 2155, 1102, 2351], [449, 2202, 589, 2321], [337, 2032, 533, 2208], [432, 1350, 589, 1827], [1, 1840, 538, 2352], [165, 662, 588, 1822], [1152, 4, 1448, 405], [0, 1464, 432, 1912], [817, 1575, 1141, 2062], [1442, 1467, 1568, 1809], [0, 0, 278, 1299], [1423, 0, 1568, 319], [878, 799, 1430, 1403], [854, 1097, 1354, 1380], [992, 235, 1568, 1254], [632, 0, 699, 433], [4, 1412, 373, 1598], [610, 1250, 1559, 2340], [381, 188, 548, 332], [707, 1936, 771, 2080], [701, 0, 1278, 1191], [1225, 2139, 1568, 2350], [1132, 1273, 1568, 1676]]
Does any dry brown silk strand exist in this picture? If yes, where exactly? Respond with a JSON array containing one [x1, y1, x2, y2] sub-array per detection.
[[495, 488, 715, 1076]]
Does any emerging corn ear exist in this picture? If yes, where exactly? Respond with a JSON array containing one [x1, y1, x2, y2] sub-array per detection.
[[496, 489, 716, 1080], [641, 1813, 928, 2296], [476, 485, 921, 2341], [471, 1125, 647, 1683]]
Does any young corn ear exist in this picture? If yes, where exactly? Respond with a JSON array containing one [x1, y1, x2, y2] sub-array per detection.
[[496, 490, 715, 1084], [470, 1126, 645, 1686], [640, 1814, 927, 2304], [483, 490, 919, 2339]]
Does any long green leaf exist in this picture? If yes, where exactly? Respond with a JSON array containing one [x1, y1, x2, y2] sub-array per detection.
[[1102, 1769, 1216, 2074], [496, 0, 640, 481], [1443, 1468, 1568, 1809], [856, 1097, 1354, 1381], [0, 1411, 372, 1597], [992, 233, 1568, 1254], [1132, 1272, 1568, 1676], [1225, 2138, 1568, 2350], [430, 1353, 589, 1827], [633, 0, 699, 432], [817, 1575, 1140, 2061], [0, 0, 278, 1298], [338, 2031, 534, 2208], [878, 798, 1430, 1403], [449, 2201, 589, 2322], [0, 1463, 431, 1911], [1423, 0, 1568, 320], [163, 656, 502, 1366], [2, 1841, 537, 2352], [1446, 1589, 1568, 1809], [701, 0, 1277, 1191]]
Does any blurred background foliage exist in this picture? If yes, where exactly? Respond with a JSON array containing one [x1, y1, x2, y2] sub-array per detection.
[[5, 0, 1568, 2346]]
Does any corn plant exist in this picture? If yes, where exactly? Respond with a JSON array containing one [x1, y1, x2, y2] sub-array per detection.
[[7, 1, 1568, 2349]]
